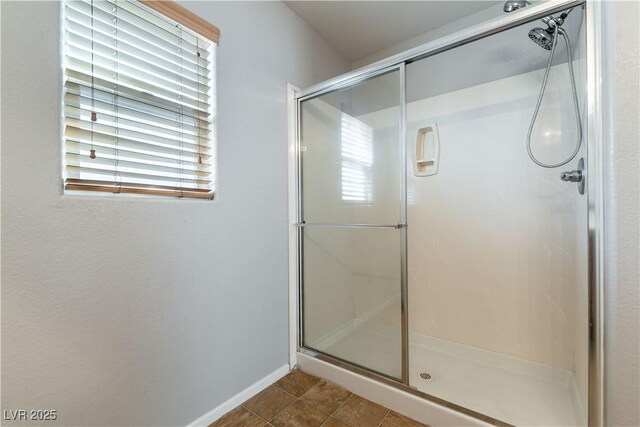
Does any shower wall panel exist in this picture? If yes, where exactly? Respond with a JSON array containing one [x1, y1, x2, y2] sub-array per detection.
[[404, 63, 587, 370]]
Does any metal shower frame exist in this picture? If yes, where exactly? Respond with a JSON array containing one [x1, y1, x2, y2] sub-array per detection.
[[292, 0, 604, 425]]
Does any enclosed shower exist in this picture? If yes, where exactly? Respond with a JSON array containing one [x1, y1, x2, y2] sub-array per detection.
[[295, 2, 592, 426]]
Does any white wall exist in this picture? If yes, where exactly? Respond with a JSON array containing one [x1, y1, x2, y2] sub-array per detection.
[[0, 1, 349, 426], [602, 1, 640, 426]]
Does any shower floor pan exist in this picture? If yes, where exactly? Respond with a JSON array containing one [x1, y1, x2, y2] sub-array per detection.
[[311, 320, 585, 426]]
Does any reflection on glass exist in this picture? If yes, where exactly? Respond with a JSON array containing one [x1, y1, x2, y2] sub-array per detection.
[[300, 70, 403, 380], [300, 69, 400, 225], [341, 113, 373, 203]]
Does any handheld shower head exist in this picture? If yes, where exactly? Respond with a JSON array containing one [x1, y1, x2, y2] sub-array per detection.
[[527, 8, 573, 50], [526, 19, 583, 169], [528, 27, 555, 50]]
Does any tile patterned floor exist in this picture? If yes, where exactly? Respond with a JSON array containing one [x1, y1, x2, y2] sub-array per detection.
[[211, 369, 428, 427]]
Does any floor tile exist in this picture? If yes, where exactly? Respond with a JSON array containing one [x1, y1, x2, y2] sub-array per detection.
[[301, 380, 352, 414], [271, 400, 330, 427], [274, 369, 321, 397], [333, 395, 389, 427], [209, 406, 265, 427], [242, 384, 296, 421], [322, 417, 352, 427], [380, 411, 428, 427]]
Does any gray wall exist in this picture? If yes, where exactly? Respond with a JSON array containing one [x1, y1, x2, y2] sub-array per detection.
[[0, 1, 349, 426], [603, 1, 640, 426]]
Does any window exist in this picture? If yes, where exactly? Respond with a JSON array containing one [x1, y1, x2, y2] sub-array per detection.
[[62, 0, 218, 199], [341, 113, 373, 203]]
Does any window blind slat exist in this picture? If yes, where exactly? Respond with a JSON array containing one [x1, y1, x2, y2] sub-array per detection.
[[107, 0, 210, 52], [64, 19, 210, 84], [65, 6, 211, 75], [64, 0, 216, 199], [138, 0, 220, 44], [65, 80, 211, 124], [65, 181, 214, 200], [65, 53, 209, 107], [66, 140, 211, 167], [65, 127, 210, 158], [65, 163, 211, 186], [64, 66, 211, 118], [64, 105, 210, 144], [65, 173, 210, 194], [64, 121, 210, 152], [65, 153, 210, 179], [68, 0, 211, 57], [64, 95, 211, 137], [66, 178, 213, 192], [65, 31, 210, 94], [65, 115, 210, 147]]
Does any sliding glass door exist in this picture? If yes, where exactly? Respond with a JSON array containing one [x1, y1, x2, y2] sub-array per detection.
[[404, 14, 588, 426], [299, 68, 405, 380]]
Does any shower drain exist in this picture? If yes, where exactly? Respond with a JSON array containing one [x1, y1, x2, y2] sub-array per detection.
[[419, 372, 432, 380]]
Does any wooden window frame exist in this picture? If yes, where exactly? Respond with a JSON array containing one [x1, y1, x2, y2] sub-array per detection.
[[140, 0, 220, 44]]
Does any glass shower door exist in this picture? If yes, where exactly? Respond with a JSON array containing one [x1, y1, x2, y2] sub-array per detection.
[[299, 68, 404, 380], [404, 13, 588, 426]]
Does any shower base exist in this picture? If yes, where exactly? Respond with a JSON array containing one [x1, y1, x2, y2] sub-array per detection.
[[310, 319, 585, 426]]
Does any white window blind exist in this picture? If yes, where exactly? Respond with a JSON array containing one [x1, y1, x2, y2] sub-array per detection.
[[63, 0, 216, 199]]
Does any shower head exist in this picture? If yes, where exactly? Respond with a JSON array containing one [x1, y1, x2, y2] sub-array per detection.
[[526, 7, 574, 50], [503, 0, 529, 12], [528, 27, 555, 50], [507, 3, 573, 50]]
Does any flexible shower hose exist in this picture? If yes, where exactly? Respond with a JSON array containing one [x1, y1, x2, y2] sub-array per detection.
[[527, 25, 583, 168]]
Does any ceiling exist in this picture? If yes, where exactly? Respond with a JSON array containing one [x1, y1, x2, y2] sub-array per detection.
[[302, 7, 585, 117], [284, 1, 500, 62]]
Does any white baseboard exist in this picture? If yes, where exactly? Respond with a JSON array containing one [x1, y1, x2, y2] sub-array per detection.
[[187, 364, 290, 427]]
